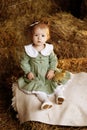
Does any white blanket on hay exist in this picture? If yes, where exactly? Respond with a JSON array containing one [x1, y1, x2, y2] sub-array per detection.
[[12, 72, 87, 126]]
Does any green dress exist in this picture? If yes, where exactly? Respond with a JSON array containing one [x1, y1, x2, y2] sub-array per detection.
[[18, 43, 58, 94]]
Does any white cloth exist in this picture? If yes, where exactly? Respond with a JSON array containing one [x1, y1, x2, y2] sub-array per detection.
[[12, 72, 87, 126]]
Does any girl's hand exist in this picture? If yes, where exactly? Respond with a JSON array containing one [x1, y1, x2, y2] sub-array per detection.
[[46, 70, 55, 80], [27, 72, 35, 80]]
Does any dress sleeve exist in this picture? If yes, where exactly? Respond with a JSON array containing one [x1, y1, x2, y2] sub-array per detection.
[[48, 51, 58, 71], [20, 53, 31, 74]]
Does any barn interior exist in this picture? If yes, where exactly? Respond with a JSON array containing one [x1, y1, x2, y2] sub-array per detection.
[[0, 0, 87, 129]]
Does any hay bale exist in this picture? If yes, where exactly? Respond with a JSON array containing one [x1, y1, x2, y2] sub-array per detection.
[[58, 58, 87, 72], [0, 0, 57, 21], [1, 10, 87, 58], [45, 13, 87, 58]]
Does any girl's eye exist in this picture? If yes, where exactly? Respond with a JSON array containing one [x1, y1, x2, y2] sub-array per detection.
[[34, 34, 38, 36], [42, 35, 45, 37]]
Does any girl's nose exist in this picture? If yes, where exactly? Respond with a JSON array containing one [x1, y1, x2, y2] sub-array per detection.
[[38, 36, 41, 40]]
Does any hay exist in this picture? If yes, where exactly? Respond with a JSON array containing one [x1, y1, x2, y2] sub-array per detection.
[[0, 1, 87, 129], [58, 58, 87, 72], [45, 13, 87, 58], [0, 0, 57, 21], [0, 12, 87, 58]]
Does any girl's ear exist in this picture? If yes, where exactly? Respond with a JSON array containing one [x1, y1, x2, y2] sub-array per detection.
[[47, 34, 50, 40]]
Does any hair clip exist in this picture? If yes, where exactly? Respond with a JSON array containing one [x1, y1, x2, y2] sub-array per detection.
[[30, 21, 40, 27]]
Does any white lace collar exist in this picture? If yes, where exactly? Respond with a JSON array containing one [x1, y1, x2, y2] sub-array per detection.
[[24, 43, 53, 57]]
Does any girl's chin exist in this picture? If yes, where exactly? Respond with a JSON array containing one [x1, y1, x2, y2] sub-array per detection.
[[35, 43, 43, 46]]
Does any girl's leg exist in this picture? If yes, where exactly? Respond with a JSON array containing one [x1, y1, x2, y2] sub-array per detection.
[[55, 85, 65, 105], [35, 92, 53, 110]]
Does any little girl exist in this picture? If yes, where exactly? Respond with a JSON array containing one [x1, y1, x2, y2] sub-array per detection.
[[18, 21, 65, 110]]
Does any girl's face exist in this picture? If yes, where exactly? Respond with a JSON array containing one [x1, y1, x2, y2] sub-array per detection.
[[32, 27, 49, 46]]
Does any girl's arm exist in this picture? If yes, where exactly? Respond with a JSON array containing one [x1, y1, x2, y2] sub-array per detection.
[[48, 51, 58, 71], [46, 52, 58, 80], [20, 53, 31, 75]]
